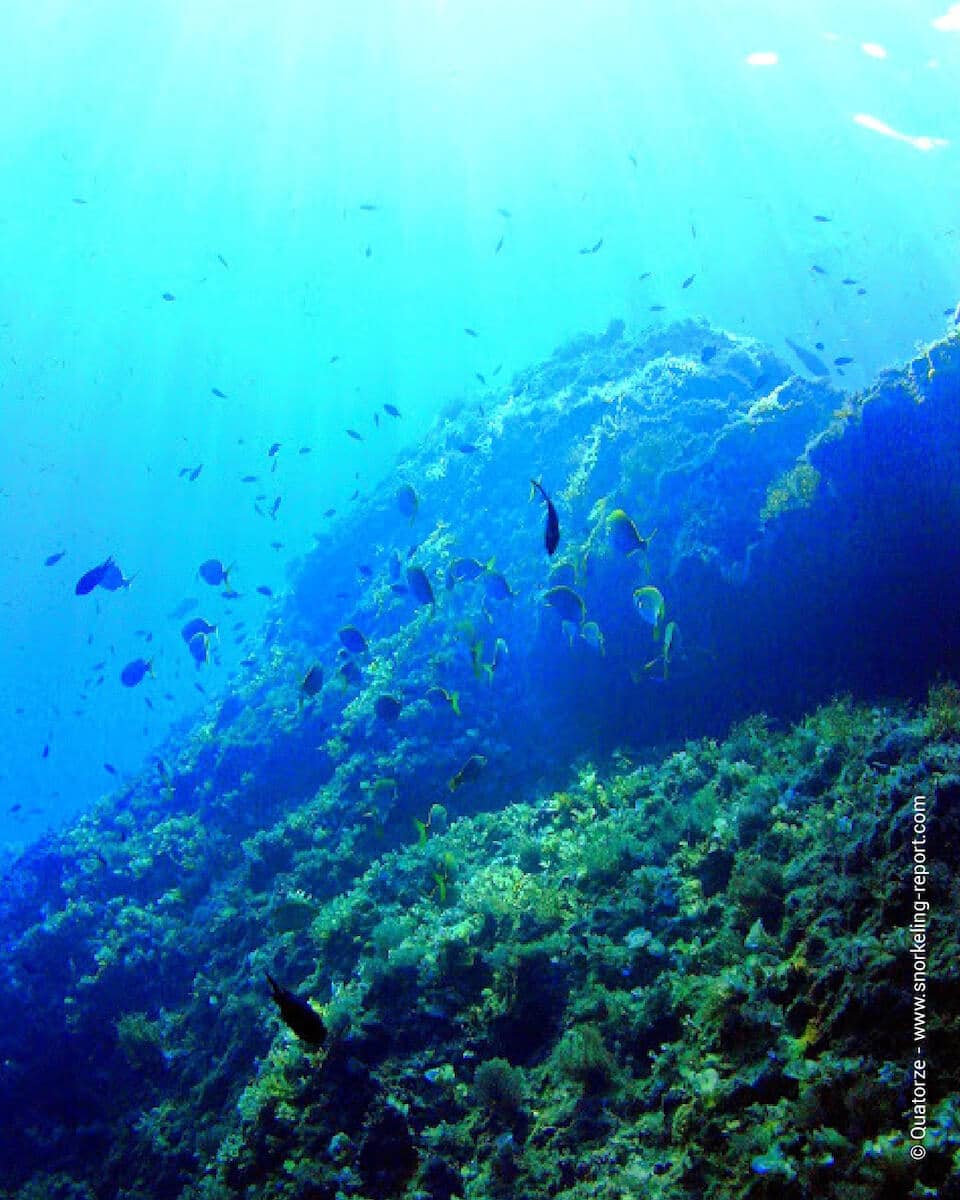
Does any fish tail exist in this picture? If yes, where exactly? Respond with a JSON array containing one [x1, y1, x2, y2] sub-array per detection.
[[529, 478, 546, 503]]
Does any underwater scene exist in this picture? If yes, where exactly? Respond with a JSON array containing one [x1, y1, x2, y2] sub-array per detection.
[[2, 2, 960, 1198]]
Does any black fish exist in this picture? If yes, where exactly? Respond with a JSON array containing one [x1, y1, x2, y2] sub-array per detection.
[[834, 356, 854, 366], [475, 372, 486, 385], [300, 664, 324, 702], [211, 387, 227, 398], [811, 264, 826, 275], [75, 557, 114, 596], [464, 327, 478, 338], [256, 585, 273, 597], [217, 254, 228, 268], [162, 292, 176, 302], [813, 214, 831, 222], [681, 274, 696, 289], [459, 443, 478, 454], [188, 464, 203, 482], [784, 338, 830, 377], [494, 235, 504, 253], [383, 403, 402, 418], [266, 973, 326, 1045], [41, 744, 49, 758], [359, 203, 379, 211], [103, 762, 118, 776], [346, 429, 363, 441], [649, 304, 665, 312], [44, 551, 66, 567], [530, 479, 560, 556]]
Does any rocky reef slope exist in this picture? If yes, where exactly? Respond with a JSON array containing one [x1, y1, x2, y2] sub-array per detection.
[[0, 319, 958, 1199]]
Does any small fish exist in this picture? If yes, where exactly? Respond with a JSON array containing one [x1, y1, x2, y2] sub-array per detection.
[[323, 507, 336, 518], [269, 496, 281, 519], [300, 664, 324, 702], [41, 744, 50, 758], [75, 557, 114, 596], [406, 566, 435, 608], [329, 354, 340, 364], [198, 558, 233, 589], [103, 763, 118, 776], [359, 203, 379, 211], [449, 753, 487, 792], [256, 585, 273, 597], [494, 236, 504, 254], [543, 585, 586, 624], [459, 443, 478, 455], [181, 617, 217, 643], [607, 508, 653, 555], [497, 208, 511, 218], [549, 561, 577, 588], [44, 551, 66, 567], [681, 274, 696, 289], [581, 621, 605, 654], [475, 373, 486, 385], [346, 429, 364, 441], [217, 254, 228, 268], [339, 626, 369, 655], [530, 479, 560, 555], [446, 557, 487, 588], [299, 446, 311, 455], [700, 346, 716, 364], [357, 564, 373, 580], [373, 412, 380, 427], [834, 355, 854, 366], [99, 561, 134, 591], [590, 238, 603, 253], [162, 292, 176, 302], [841, 278, 858, 286], [484, 571, 515, 602], [268, 442, 281, 458], [364, 245, 372, 257], [813, 214, 831, 222], [638, 271, 651, 281], [241, 475, 259, 483], [374, 694, 403, 721], [426, 685, 461, 716], [72, 197, 87, 205], [187, 632, 210, 666], [188, 464, 203, 482], [814, 342, 825, 351], [120, 658, 152, 688], [464, 327, 479, 338], [857, 288, 867, 295], [649, 304, 665, 312], [383, 403, 402, 418], [633, 585, 666, 635], [396, 484, 419, 522], [810, 265, 826, 275], [338, 659, 363, 688], [211, 387, 227, 398], [266, 973, 326, 1046]]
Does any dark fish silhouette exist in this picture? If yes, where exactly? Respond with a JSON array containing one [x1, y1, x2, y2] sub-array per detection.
[[464, 327, 478, 338], [211, 387, 227, 398], [346, 429, 363, 441], [162, 292, 176, 302], [530, 479, 560, 556], [266, 973, 326, 1046], [120, 659, 151, 688], [834, 356, 854, 366], [383, 403, 402, 418], [44, 551, 66, 567], [681, 274, 696, 289], [75, 557, 114, 596]]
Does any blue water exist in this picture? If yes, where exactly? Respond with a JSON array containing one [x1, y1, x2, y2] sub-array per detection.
[[2, 0, 959, 850]]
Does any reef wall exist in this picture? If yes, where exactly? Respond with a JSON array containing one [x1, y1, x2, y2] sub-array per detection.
[[0, 319, 958, 1199]]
